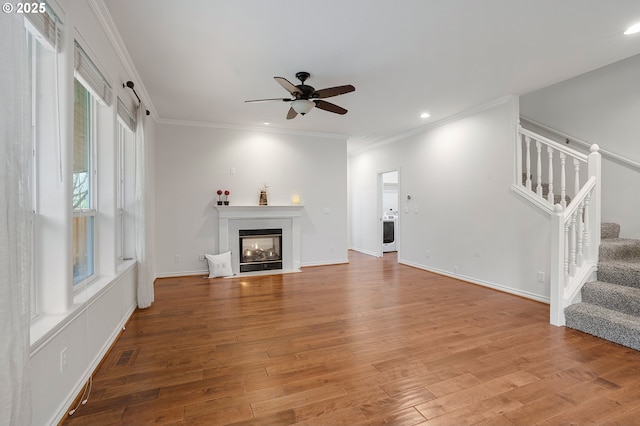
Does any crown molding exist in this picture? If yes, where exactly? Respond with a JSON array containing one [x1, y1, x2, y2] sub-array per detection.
[[349, 95, 517, 156], [156, 118, 348, 140], [87, 0, 157, 119]]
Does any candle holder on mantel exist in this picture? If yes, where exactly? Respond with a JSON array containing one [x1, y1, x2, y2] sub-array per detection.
[[224, 190, 230, 205], [216, 190, 223, 205], [258, 184, 268, 206]]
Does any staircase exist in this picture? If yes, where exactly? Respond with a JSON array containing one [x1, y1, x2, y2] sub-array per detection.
[[565, 222, 640, 350]]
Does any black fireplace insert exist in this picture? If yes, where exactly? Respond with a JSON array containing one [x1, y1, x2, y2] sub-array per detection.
[[239, 229, 283, 272]]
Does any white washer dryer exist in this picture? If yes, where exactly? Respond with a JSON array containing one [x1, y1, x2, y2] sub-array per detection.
[[383, 214, 397, 252]]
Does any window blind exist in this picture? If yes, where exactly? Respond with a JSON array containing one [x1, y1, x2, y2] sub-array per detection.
[[74, 40, 112, 106], [117, 96, 136, 132], [24, 1, 62, 52]]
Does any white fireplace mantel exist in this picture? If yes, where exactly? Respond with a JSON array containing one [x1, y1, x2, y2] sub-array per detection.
[[215, 205, 304, 220], [215, 205, 304, 275]]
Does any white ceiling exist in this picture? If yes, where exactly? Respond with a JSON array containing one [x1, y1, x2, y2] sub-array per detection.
[[104, 0, 640, 152]]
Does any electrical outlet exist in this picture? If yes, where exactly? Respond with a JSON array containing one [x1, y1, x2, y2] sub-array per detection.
[[453, 266, 458, 274], [425, 251, 430, 259], [60, 347, 67, 372], [199, 254, 206, 261], [175, 255, 181, 263], [537, 271, 545, 282]]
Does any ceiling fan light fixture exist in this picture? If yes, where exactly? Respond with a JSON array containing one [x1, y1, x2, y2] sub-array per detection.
[[292, 99, 315, 115]]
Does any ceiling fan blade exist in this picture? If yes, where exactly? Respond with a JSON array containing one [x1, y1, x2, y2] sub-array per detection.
[[313, 84, 355, 99], [245, 98, 291, 103], [314, 100, 348, 115], [286, 107, 298, 120], [275, 77, 303, 95]]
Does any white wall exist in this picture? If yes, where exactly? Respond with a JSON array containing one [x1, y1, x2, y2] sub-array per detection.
[[521, 53, 640, 238], [350, 97, 552, 301], [154, 123, 348, 276], [29, 1, 149, 424]]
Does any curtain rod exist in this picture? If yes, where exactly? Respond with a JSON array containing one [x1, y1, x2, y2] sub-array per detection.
[[124, 81, 150, 116]]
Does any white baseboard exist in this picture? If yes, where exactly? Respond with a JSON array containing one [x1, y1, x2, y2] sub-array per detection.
[[301, 258, 349, 268], [399, 259, 550, 304], [349, 247, 379, 257], [53, 301, 136, 426], [155, 269, 209, 278]]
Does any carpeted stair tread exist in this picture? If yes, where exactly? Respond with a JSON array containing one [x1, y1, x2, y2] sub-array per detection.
[[599, 238, 640, 261], [597, 259, 640, 290], [565, 303, 640, 351], [601, 222, 621, 239], [581, 281, 640, 317]]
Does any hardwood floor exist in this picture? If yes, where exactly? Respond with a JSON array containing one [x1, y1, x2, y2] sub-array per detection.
[[61, 251, 640, 425]]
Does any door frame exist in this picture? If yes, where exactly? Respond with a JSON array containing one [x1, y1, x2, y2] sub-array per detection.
[[377, 168, 400, 258]]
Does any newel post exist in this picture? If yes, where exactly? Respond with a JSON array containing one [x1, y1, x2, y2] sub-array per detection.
[[588, 144, 601, 261], [550, 204, 566, 326]]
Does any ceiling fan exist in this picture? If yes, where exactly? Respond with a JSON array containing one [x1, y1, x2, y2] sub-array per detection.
[[245, 72, 355, 119]]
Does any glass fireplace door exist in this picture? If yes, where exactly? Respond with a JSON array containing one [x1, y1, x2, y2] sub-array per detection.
[[239, 229, 283, 272]]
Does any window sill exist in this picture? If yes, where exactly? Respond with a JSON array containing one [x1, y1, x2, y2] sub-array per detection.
[[30, 259, 137, 355]]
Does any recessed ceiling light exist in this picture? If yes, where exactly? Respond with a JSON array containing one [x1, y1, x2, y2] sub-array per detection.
[[263, 121, 271, 125], [624, 22, 640, 35], [420, 112, 431, 119]]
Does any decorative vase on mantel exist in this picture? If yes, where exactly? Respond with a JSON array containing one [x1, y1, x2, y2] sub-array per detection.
[[259, 184, 268, 206]]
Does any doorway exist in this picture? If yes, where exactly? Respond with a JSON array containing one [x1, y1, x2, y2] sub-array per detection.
[[377, 170, 399, 257]]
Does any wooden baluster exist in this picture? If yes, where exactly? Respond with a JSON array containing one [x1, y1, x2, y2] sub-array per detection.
[[564, 220, 570, 279], [583, 192, 591, 249], [536, 140, 542, 197], [560, 153, 567, 208], [547, 146, 554, 203], [525, 136, 532, 190], [576, 201, 584, 266], [574, 159, 580, 200], [569, 211, 577, 276]]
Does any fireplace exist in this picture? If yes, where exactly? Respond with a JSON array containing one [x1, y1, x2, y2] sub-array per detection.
[[239, 228, 283, 272], [215, 205, 303, 275]]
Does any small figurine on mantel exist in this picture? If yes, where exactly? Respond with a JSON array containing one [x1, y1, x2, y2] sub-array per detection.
[[259, 183, 269, 206]]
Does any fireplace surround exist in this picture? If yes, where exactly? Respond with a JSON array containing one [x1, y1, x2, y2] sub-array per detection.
[[215, 205, 304, 275]]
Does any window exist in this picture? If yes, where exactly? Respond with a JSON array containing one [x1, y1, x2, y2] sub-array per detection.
[[117, 96, 136, 262], [72, 79, 96, 285], [116, 121, 126, 261], [24, 1, 63, 319], [27, 30, 37, 317]]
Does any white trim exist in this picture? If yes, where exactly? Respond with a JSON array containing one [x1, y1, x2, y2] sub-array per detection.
[[30, 260, 136, 352], [50, 302, 135, 426], [216, 206, 304, 274], [349, 247, 379, 257], [510, 184, 555, 215], [87, 0, 156, 118], [350, 96, 516, 156], [519, 127, 588, 163], [399, 259, 550, 304], [520, 115, 640, 173], [157, 117, 347, 140], [301, 259, 349, 268]]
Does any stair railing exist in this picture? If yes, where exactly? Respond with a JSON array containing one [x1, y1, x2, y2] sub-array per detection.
[[513, 125, 601, 326]]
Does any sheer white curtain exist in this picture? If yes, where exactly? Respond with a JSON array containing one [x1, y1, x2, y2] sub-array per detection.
[[135, 104, 154, 308], [0, 8, 33, 425]]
